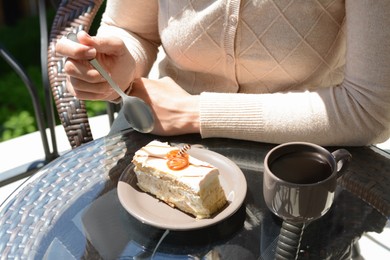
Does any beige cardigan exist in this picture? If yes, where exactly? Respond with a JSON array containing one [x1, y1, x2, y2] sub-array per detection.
[[97, 0, 390, 146]]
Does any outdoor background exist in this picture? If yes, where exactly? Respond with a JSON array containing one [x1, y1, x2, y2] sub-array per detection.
[[0, 0, 106, 142]]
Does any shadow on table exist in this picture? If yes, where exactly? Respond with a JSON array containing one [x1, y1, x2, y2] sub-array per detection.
[[75, 190, 247, 259]]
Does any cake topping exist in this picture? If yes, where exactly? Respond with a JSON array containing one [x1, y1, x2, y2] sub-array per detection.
[[167, 153, 189, 170], [133, 141, 214, 170], [177, 144, 191, 156], [166, 144, 191, 170]]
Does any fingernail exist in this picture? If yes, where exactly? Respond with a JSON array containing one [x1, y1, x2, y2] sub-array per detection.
[[79, 30, 91, 38], [85, 48, 96, 59]]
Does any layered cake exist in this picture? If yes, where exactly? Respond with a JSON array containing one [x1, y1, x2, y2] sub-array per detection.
[[132, 140, 227, 219]]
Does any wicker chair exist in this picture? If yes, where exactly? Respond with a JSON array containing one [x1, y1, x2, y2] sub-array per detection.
[[47, 0, 108, 149], [47, 0, 390, 219]]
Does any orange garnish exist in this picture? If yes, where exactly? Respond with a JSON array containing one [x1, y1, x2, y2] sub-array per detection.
[[167, 156, 189, 170], [166, 146, 190, 170], [166, 150, 183, 159]]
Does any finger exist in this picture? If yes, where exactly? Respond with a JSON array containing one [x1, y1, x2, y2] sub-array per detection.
[[77, 31, 126, 56], [67, 87, 113, 101], [64, 59, 105, 83], [76, 31, 95, 45], [56, 36, 96, 59], [68, 76, 114, 95], [66, 79, 116, 101]]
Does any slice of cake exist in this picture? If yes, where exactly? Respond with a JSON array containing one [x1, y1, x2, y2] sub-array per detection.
[[132, 140, 227, 219]]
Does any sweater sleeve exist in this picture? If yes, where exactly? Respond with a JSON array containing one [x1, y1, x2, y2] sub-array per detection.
[[96, 0, 160, 79], [200, 0, 390, 146]]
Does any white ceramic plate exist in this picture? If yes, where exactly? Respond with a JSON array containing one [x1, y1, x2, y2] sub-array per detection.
[[117, 148, 247, 230]]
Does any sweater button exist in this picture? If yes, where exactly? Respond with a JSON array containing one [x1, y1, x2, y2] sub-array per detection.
[[229, 15, 238, 26]]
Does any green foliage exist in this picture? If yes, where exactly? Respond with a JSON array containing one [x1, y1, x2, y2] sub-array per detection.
[[0, 13, 47, 75], [0, 7, 107, 142], [1, 111, 37, 140], [85, 101, 108, 117], [0, 66, 43, 114]]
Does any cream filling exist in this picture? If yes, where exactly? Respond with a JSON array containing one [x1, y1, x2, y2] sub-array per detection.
[[135, 167, 226, 218]]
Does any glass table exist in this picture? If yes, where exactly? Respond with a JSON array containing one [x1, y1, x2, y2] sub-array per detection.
[[0, 129, 389, 259]]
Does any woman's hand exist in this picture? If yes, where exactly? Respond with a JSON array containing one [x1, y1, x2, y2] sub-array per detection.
[[55, 31, 136, 101], [131, 77, 200, 136]]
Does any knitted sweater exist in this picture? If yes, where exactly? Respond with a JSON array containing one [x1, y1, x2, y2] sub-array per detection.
[[98, 0, 390, 146]]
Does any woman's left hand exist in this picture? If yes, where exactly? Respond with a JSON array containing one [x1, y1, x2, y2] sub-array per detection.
[[130, 77, 200, 136]]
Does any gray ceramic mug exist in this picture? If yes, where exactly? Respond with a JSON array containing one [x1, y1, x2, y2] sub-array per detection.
[[263, 142, 352, 223]]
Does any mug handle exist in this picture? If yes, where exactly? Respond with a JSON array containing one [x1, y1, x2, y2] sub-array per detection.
[[332, 149, 352, 178]]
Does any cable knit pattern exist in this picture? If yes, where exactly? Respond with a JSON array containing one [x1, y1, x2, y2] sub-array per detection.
[[99, 0, 390, 146]]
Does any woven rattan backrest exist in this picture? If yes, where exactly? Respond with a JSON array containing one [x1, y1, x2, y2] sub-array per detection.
[[47, 0, 104, 149]]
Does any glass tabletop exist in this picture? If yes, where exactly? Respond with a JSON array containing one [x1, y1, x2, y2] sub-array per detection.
[[0, 129, 388, 259]]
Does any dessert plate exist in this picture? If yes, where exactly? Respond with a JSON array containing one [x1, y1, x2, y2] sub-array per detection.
[[117, 148, 247, 230]]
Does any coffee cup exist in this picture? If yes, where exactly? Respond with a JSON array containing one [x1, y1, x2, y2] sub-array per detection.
[[263, 142, 352, 223]]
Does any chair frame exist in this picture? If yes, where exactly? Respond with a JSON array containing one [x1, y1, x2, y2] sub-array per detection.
[[47, 0, 105, 149], [0, 0, 60, 184]]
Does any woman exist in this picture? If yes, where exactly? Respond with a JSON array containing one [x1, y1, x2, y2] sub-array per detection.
[[56, 0, 390, 146]]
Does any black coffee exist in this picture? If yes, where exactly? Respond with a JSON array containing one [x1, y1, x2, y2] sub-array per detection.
[[270, 151, 332, 184]]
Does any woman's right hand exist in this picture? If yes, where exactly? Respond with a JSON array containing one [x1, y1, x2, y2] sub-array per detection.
[[55, 31, 136, 101]]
